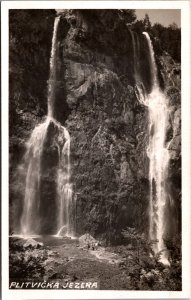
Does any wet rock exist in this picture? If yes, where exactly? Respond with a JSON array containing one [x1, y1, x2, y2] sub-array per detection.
[[23, 238, 43, 249], [173, 108, 181, 136], [79, 233, 99, 250], [168, 135, 181, 160]]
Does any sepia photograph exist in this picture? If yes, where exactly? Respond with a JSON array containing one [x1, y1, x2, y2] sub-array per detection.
[[1, 1, 191, 299]]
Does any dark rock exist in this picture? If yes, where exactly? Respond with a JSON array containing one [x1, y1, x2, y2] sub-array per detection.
[[79, 233, 99, 250]]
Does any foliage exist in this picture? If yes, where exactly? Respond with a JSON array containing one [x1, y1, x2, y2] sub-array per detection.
[[117, 227, 182, 290], [131, 13, 180, 62], [9, 239, 48, 280], [151, 22, 181, 61], [9, 250, 48, 280], [117, 9, 137, 25], [131, 14, 151, 34], [143, 14, 152, 31]]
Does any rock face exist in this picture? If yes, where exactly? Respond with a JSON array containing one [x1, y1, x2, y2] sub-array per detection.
[[159, 54, 181, 236], [55, 11, 152, 242], [9, 10, 181, 243]]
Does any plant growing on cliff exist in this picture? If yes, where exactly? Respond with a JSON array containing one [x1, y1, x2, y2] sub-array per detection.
[[117, 10, 137, 25]]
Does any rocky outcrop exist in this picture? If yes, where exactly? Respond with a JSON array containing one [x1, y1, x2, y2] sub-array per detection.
[[79, 233, 99, 250], [23, 238, 44, 249], [54, 11, 151, 241]]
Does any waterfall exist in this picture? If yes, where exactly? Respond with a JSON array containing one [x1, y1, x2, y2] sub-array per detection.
[[134, 32, 170, 264], [129, 30, 141, 84], [48, 16, 60, 118], [130, 30, 147, 105], [20, 119, 50, 235], [56, 126, 75, 237], [144, 33, 170, 265], [20, 16, 75, 237], [143, 32, 158, 88], [147, 91, 170, 265]]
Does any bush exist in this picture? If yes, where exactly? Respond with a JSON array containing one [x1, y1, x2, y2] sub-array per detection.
[[9, 238, 48, 280], [118, 227, 181, 290]]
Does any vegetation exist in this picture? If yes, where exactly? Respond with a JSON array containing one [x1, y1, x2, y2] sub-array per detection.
[[117, 9, 137, 24], [9, 238, 48, 280], [131, 13, 181, 62], [151, 22, 181, 61], [113, 227, 182, 290]]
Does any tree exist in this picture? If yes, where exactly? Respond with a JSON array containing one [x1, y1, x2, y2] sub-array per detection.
[[131, 19, 145, 33], [168, 22, 178, 30], [118, 227, 181, 290], [118, 9, 137, 25], [143, 14, 151, 31], [152, 22, 165, 38], [131, 14, 151, 33]]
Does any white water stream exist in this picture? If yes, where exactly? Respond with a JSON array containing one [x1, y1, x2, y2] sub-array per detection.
[[133, 31, 170, 264], [20, 16, 75, 237], [143, 32, 170, 264]]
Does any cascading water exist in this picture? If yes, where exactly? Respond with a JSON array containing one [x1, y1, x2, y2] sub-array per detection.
[[144, 33, 170, 265], [134, 31, 170, 264], [130, 30, 146, 104], [143, 32, 158, 89], [20, 119, 50, 235], [129, 30, 141, 84], [48, 16, 60, 118], [20, 16, 75, 237], [56, 128, 75, 237]]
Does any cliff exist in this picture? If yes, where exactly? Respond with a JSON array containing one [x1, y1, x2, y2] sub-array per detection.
[[9, 10, 181, 243]]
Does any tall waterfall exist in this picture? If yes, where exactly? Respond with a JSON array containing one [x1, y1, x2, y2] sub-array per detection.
[[134, 32, 170, 264], [144, 33, 170, 264], [129, 30, 141, 84], [20, 16, 75, 237], [48, 16, 60, 118], [130, 30, 146, 104], [143, 32, 158, 89], [56, 128, 75, 237], [20, 119, 50, 235]]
